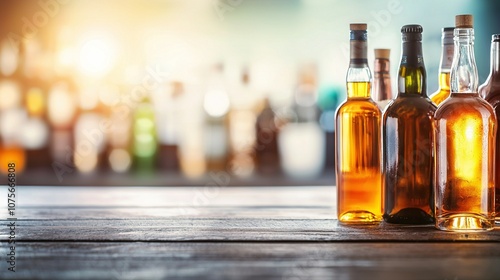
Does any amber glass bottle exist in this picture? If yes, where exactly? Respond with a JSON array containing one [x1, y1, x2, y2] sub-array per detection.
[[434, 15, 496, 231], [479, 34, 500, 221], [430, 28, 454, 106], [336, 23, 382, 223], [372, 49, 393, 111], [383, 25, 436, 224]]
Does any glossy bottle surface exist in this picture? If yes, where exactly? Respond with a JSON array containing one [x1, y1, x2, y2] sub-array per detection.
[[336, 24, 382, 223], [435, 16, 496, 231], [479, 34, 500, 220], [383, 25, 436, 224]]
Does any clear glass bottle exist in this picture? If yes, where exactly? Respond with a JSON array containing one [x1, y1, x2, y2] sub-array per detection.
[[434, 15, 496, 231], [372, 48, 393, 111], [383, 25, 436, 224], [336, 24, 382, 223], [430, 28, 455, 106], [478, 34, 500, 221]]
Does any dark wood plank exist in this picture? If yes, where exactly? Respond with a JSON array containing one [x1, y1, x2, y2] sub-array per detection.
[[1, 242, 499, 280], [2, 218, 499, 242], [1, 186, 499, 242]]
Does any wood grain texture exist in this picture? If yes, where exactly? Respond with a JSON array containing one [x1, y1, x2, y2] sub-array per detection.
[[1, 217, 499, 242], [0, 242, 499, 280], [0, 186, 499, 279]]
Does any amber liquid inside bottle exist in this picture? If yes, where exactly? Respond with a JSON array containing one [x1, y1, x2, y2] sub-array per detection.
[[431, 28, 454, 106], [336, 81, 382, 223], [435, 22, 496, 231], [383, 26, 436, 224], [435, 93, 496, 229], [431, 72, 451, 106]]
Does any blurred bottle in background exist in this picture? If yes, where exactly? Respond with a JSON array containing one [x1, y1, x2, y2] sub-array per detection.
[[318, 86, 340, 174], [132, 95, 158, 173], [154, 81, 183, 172], [203, 63, 230, 172], [478, 34, 500, 220], [0, 39, 26, 173], [430, 28, 454, 106], [228, 66, 257, 178], [372, 49, 393, 111], [21, 39, 51, 170], [255, 97, 281, 175], [279, 63, 325, 178], [177, 79, 206, 178]]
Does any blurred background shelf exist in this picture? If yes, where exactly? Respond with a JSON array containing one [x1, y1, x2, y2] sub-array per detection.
[[7, 168, 335, 186], [0, 0, 499, 186]]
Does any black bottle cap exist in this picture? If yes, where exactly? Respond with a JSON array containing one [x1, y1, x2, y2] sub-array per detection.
[[443, 27, 455, 32], [493, 34, 500, 42], [401, 24, 423, 33], [401, 25, 423, 41]]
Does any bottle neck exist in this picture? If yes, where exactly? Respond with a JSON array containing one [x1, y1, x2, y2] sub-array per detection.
[[451, 28, 478, 94], [439, 31, 454, 71], [347, 30, 371, 99], [489, 40, 500, 76], [373, 58, 392, 101], [398, 38, 426, 97], [349, 30, 368, 67]]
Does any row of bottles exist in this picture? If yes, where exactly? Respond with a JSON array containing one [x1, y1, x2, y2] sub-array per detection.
[[0, 41, 334, 179], [336, 15, 499, 231]]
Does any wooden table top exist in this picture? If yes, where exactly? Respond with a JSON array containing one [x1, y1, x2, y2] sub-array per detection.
[[1, 186, 499, 279]]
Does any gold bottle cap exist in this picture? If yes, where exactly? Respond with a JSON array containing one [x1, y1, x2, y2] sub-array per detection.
[[374, 49, 390, 59], [350, 23, 367, 31], [455, 14, 473, 28]]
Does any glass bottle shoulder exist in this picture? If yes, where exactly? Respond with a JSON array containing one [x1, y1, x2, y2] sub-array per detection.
[[481, 84, 500, 108], [336, 98, 381, 117], [384, 95, 436, 119], [434, 93, 496, 120]]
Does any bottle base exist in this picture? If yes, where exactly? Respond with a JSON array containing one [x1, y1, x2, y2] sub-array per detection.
[[384, 208, 434, 225], [338, 210, 381, 224], [436, 213, 495, 231]]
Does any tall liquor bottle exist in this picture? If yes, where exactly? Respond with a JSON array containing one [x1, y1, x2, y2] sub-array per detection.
[[478, 34, 500, 220], [335, 24, 382, 223], [430, 28, 455, 106], [372, 49, 393, 111], [383, 25, 436, 224], [434, 15, 496, 231]]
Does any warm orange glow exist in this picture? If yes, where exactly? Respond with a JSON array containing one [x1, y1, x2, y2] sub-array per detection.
[[0, 146, 25, 174]]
